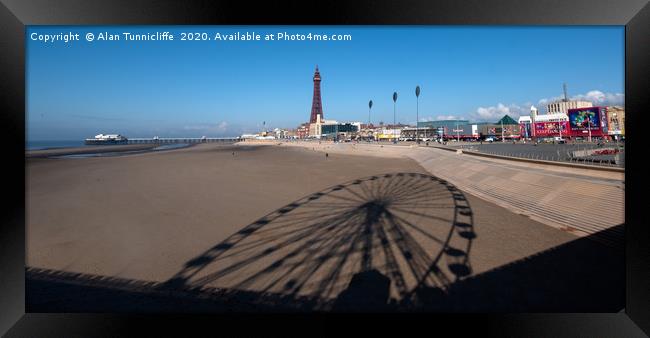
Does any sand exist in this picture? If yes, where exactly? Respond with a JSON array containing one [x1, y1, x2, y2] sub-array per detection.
[[26, 142, 622, 311]]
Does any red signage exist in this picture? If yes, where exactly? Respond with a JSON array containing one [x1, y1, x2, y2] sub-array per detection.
[[533, 121, 569, 137], [567, 107, 607, 137]]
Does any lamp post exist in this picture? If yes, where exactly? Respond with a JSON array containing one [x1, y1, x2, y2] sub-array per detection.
[[415, 85, 420, 144], [368, 100, 373, 127], [393, 92, 398, 143], [368, 100, 373, 140], [587, 112, 591, 143], [501, 120, 504, 143], [613, 112, 619, 147]]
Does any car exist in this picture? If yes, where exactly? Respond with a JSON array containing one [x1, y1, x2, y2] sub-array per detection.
[[553, 137, 566, 144], [484, 137, 495, 142]]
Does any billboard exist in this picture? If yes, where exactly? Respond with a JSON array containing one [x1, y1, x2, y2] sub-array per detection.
[[444, 124, 475, 138], [568, 107, 607, 137], [606, 107, 624, 136], [533, 121, 568, 137], [520, 122, 532, 138], [496, 125, 519, 137]]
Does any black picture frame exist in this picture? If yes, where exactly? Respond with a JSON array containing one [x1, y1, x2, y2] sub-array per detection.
[[1, 0, 648, 336]]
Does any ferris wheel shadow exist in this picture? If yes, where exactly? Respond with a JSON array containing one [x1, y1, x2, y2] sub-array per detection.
[[163, 172, 476, 311]]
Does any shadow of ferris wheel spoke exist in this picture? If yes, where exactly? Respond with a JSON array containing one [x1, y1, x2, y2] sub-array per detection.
[[163, 172, 477, 310]]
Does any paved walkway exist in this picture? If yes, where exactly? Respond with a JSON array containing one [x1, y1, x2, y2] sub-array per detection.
[[276, 141, 624, 248]]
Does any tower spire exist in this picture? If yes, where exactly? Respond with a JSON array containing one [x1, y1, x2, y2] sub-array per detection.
[[309, 66, 324, 123]]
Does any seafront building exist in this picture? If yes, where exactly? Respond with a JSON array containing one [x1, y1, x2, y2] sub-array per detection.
[[546, 100, 593, 115], [282, 75, 623, 142], [297, 66, 362, 140], [606, 106, 625, 139], [414, 117, 520, 141], [528, 105, 570, 140], [375, 126, 402, 141], [309, 66, 324, 125]]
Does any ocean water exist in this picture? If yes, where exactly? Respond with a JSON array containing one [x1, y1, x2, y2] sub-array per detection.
[[52, 143, 192, 158], [151, 143, 191, 151], [26, 140, 87, 150]]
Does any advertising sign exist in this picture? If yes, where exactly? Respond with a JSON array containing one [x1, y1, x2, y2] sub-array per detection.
[[568, 107, 604, 137], [599, 106, 608, 134], [496, 125, 518, 136], [533, 121, 568, 137], [520, 122, 532, 138], [606, 107, 624, 135]]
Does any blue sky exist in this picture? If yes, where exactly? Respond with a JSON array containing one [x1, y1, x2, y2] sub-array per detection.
[[27, 26, 624, 140]]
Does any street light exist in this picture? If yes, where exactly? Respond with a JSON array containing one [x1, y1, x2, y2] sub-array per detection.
[[368, 100, 373, 140], [415, 85, 420, 144], [368, 100, 373, 127], [613, 112, 619, 147], [587, 112, 591, 143], [501, 119, 504, 143], [393, 92, 398, 144]]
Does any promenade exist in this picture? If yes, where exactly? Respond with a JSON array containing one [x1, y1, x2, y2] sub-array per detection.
[[278, 141, 624, 248]]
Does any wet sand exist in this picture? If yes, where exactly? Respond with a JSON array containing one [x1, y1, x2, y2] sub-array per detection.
[[26, 144, 159, 158], [26, 142, 622, 311]]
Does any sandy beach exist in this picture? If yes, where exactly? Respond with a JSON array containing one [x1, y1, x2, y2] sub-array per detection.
[[26, 142, 623, 311]]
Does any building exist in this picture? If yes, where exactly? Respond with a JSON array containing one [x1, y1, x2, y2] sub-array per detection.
[[546, 100, 593, 115], [545, 84, 593, 115], [530, 105, 569, 139], [417, 119, 471, 139], [418, 119, 469, 131], [309, 114, 339, 138], [375, 128, 401, 141], [296, 123, 310, 139], [400, 127, 439, 140], [493, 115, 521, 140], [309, 66, 324, 124], [566, 106, 609, 140], [305, 65, 336, 138], [240, 134, 258, 140], [320, 122, 360, 140], [606, 106, 625, 139], [273, 128, 290, 139], [518, 116, 532, 139], [472, 116, 520, 141]]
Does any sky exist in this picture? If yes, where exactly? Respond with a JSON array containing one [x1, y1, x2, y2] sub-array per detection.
[[26, 26, 624, 140]]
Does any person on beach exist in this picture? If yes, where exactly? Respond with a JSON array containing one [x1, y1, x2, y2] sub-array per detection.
[[325, 153, 329, 159]]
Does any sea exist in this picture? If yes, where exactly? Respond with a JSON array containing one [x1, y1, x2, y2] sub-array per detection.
[[26, 140, 87, 150], [26, 140, 193, 157]]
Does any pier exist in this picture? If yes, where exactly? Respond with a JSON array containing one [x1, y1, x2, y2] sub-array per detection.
[[127, 137, 241, 144]]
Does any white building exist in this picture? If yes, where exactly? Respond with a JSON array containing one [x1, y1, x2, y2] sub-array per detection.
[[273, 128, 290, 139], [518, 116, 532, 124], [546, 100, 593, 115], [308, 114, 338, 138], [530, 105, 569, 123]]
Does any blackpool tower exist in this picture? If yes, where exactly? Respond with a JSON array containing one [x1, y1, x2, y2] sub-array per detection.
[[309, 66, 324, 123]]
